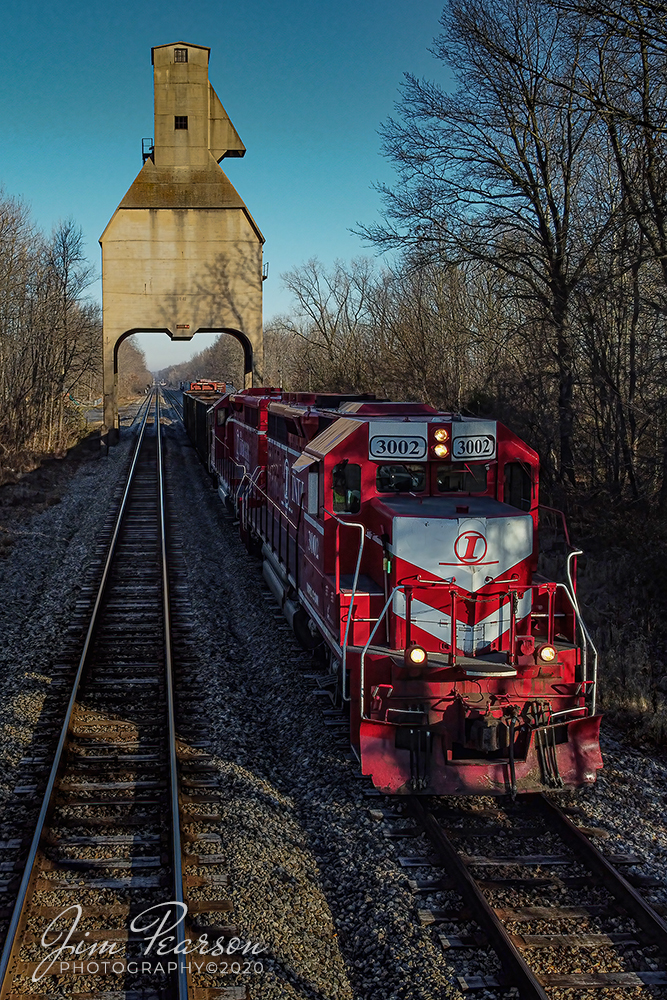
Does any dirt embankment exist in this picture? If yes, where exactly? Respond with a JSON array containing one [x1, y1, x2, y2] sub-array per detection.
[[0, 433, 102, 559], [574, 513, 667, 745]]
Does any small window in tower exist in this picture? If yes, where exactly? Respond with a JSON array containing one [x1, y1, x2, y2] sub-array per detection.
[[174, 48, 188, 62], [174, 116, 188, 130]]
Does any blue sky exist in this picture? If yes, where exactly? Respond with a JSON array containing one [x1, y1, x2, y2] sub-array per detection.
[[3, 0, 448, 370]]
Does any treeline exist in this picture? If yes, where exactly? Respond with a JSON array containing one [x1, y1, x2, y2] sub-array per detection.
[[265, 248, 666, 509], [267, 0, 667, 513], [158, 334, 244, 389], [0, 191, 149, 470], [117, 340, 153, 401]]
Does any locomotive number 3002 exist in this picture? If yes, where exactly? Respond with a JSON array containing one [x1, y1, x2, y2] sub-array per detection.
[[369, 435, 427, 459], [452, 435, 496, 459]]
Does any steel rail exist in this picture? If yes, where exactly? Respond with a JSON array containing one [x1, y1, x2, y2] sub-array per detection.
[[410, 794, 667, 996], [408, 798, 550, 1000], [536, 793, 667, 951], [0, 394, 154, 991], [130, 390, 153, 427], [162, 388, 184, 421], [156, 392, 189, 999]]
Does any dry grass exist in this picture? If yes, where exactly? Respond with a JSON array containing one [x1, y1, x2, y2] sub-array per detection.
[[0, 432, 100, 557], [560, 508, 667, 746]]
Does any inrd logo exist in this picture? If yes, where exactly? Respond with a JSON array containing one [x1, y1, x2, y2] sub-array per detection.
[[454, 531, 487, 564]]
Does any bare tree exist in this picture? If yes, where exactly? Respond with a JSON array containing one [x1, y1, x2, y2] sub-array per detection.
[[118, 339, 152, 397], [550, 1, 667, 294], [261, 320, 307, 390], [275, 258, 376, 392], [0, 195, 106, 462], [358, 0, 626, 485], [40, 221, 96, 445]]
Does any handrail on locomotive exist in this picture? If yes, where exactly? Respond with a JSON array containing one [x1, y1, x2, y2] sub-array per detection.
[[182, 384, 604, 796], [277, 490, 599, 741]]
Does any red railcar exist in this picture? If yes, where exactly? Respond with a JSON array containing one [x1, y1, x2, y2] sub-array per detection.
[[211, 390, 602, 795], [183, 380, 233, 393], [210, 388, 282, 511]]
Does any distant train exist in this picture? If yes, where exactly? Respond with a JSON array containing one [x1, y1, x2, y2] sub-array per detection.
[[183, 386, 602, 796], [179, 380, 234, 393]]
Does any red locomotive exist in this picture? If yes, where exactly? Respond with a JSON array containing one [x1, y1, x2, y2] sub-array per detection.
[[189, 388, 602, 796]]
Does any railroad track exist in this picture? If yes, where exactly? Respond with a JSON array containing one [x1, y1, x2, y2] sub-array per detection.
[[128, 391, 154, 428], [377, 792, 667, 996], [0, 395, 249, 1000], [162, 389, 184, 422]]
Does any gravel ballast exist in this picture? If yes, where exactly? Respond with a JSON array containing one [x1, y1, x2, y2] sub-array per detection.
[[0, 435, 134, 813]]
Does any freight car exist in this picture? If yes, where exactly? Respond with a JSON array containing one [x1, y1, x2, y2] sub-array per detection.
[[182, 390, 225, 468], [204, 388, 602, 796]]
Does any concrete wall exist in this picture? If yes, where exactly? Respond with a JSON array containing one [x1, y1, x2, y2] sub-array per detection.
[[100, 41, 263, 437]]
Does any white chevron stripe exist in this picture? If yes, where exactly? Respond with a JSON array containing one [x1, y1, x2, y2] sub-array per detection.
[[394, 591, 532, 655]]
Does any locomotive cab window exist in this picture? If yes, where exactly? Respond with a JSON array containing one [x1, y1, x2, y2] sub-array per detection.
[[376, 464, 426, 494], [504, 462, 532, 511], [332, 461, 361, 514], [436, 463, 487, 493], [244, 405, 259, 428], [216, 410, 227, 426], [307, 466, 320, 516]]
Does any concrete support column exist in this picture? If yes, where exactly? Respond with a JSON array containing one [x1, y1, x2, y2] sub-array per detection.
[[102, 332, 121, 444]]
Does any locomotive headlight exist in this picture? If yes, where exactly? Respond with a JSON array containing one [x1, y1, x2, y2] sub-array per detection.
[[434, 428, 449, 442], [405, 644, 428, 667], [537, 644, 557, 663], [434, 443, 449, 458]]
